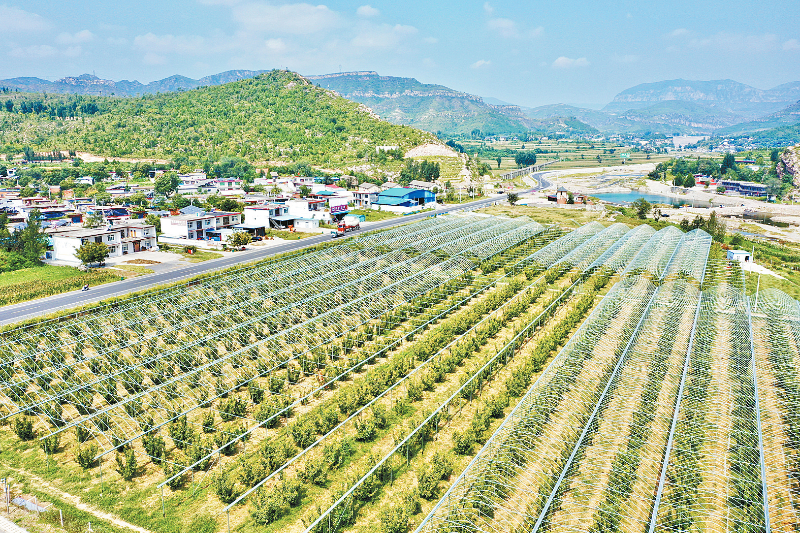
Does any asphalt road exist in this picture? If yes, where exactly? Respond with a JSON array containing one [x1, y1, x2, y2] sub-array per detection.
[[0, 195, 505, 328], [527, 171, 553, 192]]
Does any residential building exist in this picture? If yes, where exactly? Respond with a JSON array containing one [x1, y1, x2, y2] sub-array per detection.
[[161, 210, 242, 240], [720, 180, 767, 197], [408, 180, 438, 192], [353, 183, 381, 208], [242, 204, 290, 230], [50, 224, 157, 263]]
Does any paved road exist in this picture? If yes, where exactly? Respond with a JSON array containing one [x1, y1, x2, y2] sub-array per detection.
[[0, 195, 505, 328], [527, 171, 553, 192]]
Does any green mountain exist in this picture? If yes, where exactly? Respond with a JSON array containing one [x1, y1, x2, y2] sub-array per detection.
[[0, 70, 434, 164], [306, 71, 535, 135]]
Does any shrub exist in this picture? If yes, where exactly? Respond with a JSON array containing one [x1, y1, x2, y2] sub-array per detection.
[[298, 455, 327, 486], [202, 411, 216, 433], [248, 381, 264, 404], [76, 444, 98, 469], [220, 396, 247, 422], [214, 470, 240, 503], [75, 425, 91, 443], [13, 417, 35, 440], [290, 417, 317, 449], [142, 434, 166, 465], [269, 373, 285, 394], [251, 478, 304, 525], [163, 456, 186, 490], [355, 415, 377, 442], [40, 433, 60, 454], [115, 448, 138, 481], [452, 428, 474, 455]]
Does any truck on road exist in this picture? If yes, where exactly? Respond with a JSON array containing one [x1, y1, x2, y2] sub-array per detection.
[[330, 220, 360, 237]]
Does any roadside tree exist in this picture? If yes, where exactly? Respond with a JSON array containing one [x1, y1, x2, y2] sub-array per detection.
[[75, 241, 110, 267], [631, 198, 651, 219], [228, 231, 252, 247]]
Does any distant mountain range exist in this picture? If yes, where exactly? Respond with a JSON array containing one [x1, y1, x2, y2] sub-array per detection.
[[2, 71, 799, 143]]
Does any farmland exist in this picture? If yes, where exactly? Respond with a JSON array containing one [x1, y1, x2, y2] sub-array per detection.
[[1, 213, 798, 533]]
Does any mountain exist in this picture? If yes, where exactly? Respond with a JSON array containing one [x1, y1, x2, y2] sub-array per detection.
[[603, 78, 797, 118], [715, 100, 800, 135], [0, 70, 268, 96], [0, 70, 434, 164], [306, 71, 532, 135]]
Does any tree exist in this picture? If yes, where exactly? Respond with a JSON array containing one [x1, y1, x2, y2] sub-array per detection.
[[720, 153, 736, 174], [507, 192, 519, 205], [514, 151, 537, 168], [145, 214, 162, 233], [496, 156, 502, 169], [4, 100, 12, 113], [567, 192, 575, 204], [770, 148, 780, 163], [653, 208, 662, 222], [83, 213, 104, 229], [683, 174, 696, 188], [154, 172, 179, 197], [299, 185, 312, 198], [716, 185, 726, 194], [631, 198, 651, 219], [75, 241, 110, 267], [18, 210, 48, 263], [228, 231, 252, 247]]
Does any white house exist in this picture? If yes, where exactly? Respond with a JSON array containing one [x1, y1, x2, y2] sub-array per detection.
[[727, 249, 751, 262], [353, 183, 381, 208], [243, 204, 289, 230], [286, 199, 329, 221], [160, 211, 242, 240], [50, 224, 157, 263]]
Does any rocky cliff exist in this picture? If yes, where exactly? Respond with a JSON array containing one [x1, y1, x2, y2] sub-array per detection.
[[777, 144, 800, 188]]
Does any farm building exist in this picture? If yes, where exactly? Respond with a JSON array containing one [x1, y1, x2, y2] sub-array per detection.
[[727, 249, 751, 262], [373, 187, 436, 214]]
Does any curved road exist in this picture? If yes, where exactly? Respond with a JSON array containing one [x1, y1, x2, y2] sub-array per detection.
[[0, 195, 506, 328]]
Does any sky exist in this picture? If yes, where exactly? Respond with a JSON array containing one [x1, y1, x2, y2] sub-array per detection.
[[2, 0, 799, 108]]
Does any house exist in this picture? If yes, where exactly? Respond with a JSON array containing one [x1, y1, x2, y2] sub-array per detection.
[[727, 249, 751, 262], [719, 180, 767, 197], [353, 183, 381, 208], [381, 181, 401, 191], [408, 180, 438, 193], [50, 224, 157, 263], [242, 204, 290, 231], [161, 210, 242, 240], [286, 198, 329, 221], [214, 178, 243, 192], [373, 187, 436, 214]]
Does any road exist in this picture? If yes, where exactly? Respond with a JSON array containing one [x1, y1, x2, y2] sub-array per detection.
[[527, 171, 553, 192], [0, 195, 505, 328]]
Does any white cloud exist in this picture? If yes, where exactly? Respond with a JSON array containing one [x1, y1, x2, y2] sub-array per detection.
[[351, 24, 418, 49], [9, 44, 57, 59], [669, 28, 689, 38], [488, 18, 517, 38], [133, 33, 208, 55], [265, 38, 287, 52], [784, 39, 800, 51], [613, 53, 639, 63], [56, 30, 94, 45], [63, 46, 83, 58], [142, 52, 168, 65], [690, 32, 778, 53], [471, 59, 491, 69], [232, 3, 341, 35], [424, 36, 438, 44], [552, 56, 589, 69], [483, 2, 493, 14], [356, 5, 379, 17], [0, 5, 50, 33]]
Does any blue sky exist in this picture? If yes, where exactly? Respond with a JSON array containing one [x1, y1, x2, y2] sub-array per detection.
[[2, 0, 799, 108]]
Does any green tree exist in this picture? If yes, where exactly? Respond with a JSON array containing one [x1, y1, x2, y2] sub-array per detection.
[[18, 210, 48, 263], [496, 156, 502, 169], [683, 174, 696, 188], [299, 185, 312, 198], [83, 213, 104, 229], [720, 153, 736, 174], [145, 214, 162, 233], [154, 172, 180, 197], [75, 241, 110, 266], [228, 231, 252, 247], [506, 192, 519, 205], [631, 198, 651, 219], [514, 151, 537, 168]]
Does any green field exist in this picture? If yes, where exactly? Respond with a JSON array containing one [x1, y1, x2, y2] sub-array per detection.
[[0, 265, 120, 307]]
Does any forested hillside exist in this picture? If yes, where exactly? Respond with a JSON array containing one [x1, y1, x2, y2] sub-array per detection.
[[0, 70, 434, 165]]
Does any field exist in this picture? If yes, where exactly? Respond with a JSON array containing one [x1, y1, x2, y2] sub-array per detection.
[[1, 213, 799, 533], [0, 265, 120, 307]]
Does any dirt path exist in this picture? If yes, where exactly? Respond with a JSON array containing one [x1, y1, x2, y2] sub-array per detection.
[[1, 464, 152, 533]]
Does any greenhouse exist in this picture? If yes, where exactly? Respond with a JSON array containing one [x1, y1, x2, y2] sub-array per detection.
[[0, 215, 797, 533]]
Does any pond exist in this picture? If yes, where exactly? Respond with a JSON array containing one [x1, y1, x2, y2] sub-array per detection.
[[594, 192, 710, 208]]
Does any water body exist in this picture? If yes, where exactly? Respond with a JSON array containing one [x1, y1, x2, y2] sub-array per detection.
[[595, 192, 710, 208]]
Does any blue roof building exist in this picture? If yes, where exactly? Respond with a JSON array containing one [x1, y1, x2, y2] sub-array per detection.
[[374, 187, 436, 212]]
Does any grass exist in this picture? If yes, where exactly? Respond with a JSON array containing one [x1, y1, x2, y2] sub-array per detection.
[[111, 265, 155, 275], [0, 265, 120, 307], [174, 250, 224, 263], [261, 228, 316, 240], [349, 209, 400, 222], [477, 204, 605, 227]]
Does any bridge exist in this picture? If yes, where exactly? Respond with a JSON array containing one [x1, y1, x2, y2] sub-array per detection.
[[500, 159, 558, 181]]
